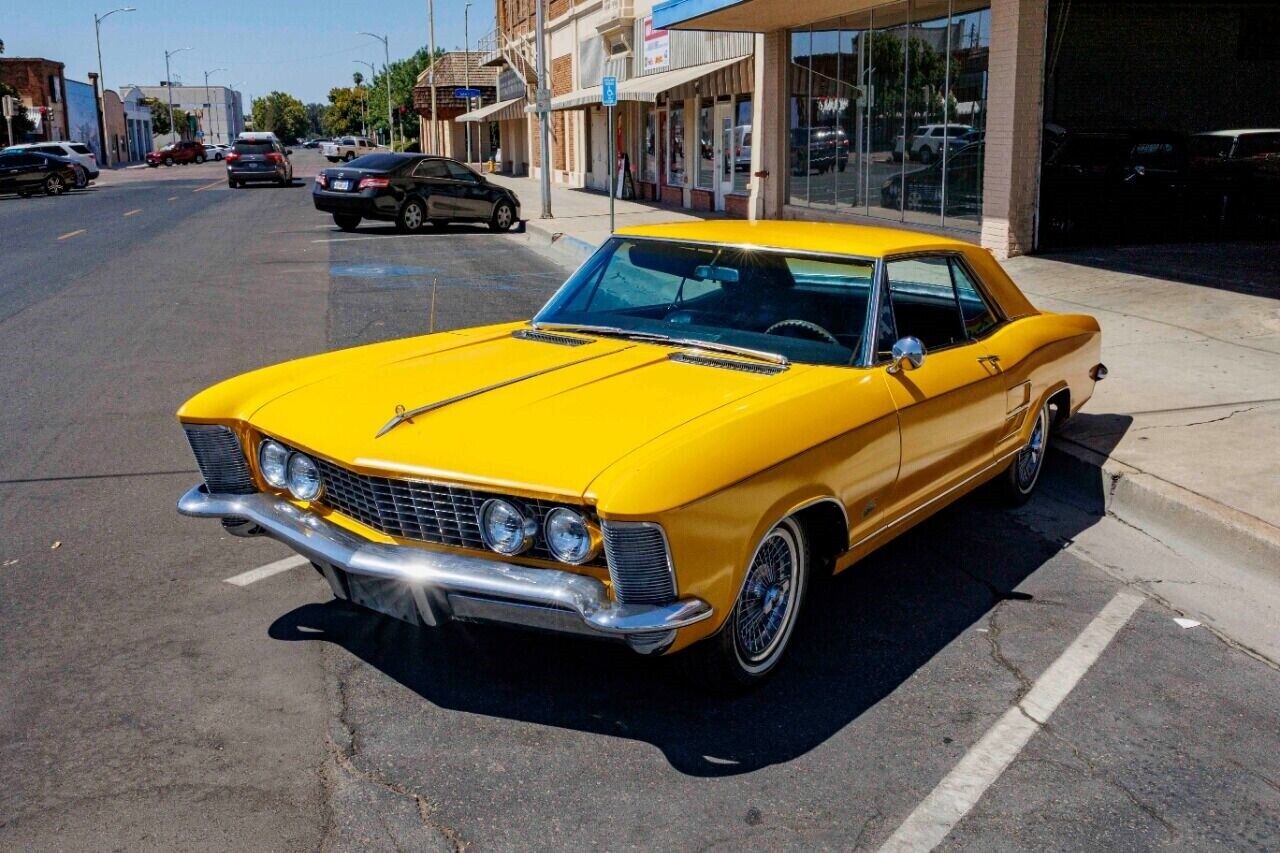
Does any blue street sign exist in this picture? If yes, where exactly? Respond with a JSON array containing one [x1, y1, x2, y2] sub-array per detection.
[[454, 87, 482, 99], [602, 76, 618, 107]]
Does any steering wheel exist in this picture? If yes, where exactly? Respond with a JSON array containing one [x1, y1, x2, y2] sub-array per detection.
[[764, 319, 840, 346]]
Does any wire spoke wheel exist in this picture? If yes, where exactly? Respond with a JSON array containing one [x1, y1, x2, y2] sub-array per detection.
[[1016, 405, 1048, 493], [733, 519, 805, 673]]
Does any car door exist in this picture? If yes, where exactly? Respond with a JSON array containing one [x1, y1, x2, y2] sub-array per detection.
[[0, 153, 23, 192], [443, 160, 492, 219], [876, 254, 1008, 520], [11, 153, 46, 193], [412, 158, 458, 217]]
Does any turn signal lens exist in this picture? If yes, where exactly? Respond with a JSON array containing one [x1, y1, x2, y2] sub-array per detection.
[[544, 507, 599, 565], [286, 453, 323, 501], [478, 499, 536, 556], [258, 440, 289, 488]]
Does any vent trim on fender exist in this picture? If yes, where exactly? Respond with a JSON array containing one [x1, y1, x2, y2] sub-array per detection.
[[512, 329, 593, 347], [669, 351, 788, 375]]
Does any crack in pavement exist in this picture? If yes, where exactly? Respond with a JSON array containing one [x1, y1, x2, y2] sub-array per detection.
[[1132, 405, 1264, 431]]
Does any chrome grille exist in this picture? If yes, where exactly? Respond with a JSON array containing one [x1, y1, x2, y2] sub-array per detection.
[[184, 425, 255, 495], [602, 521, 676, 604], [308, 454, 603, 565]]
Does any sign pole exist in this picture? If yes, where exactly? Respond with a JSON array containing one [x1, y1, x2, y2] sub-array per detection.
[[602, 76, 618, 234], [536, 0, 552, 219], [608, 105, 615, 234]]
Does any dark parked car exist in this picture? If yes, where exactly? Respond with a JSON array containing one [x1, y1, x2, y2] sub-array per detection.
[[0, 151, 80, 197], [225, 138, 294, 188], [313, 153, 521, 233], [1189, 129, 1280, 236], [790, 127, 848, 175], [146, 140, 207, 167], [881, 141, 984, 218], [1039, 129, 1191, 246]]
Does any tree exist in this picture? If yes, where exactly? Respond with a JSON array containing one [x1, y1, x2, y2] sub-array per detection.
[[322, 86, 365, 137], [363, 46, 445, 144], [251, 91, 308, 142], [142, 95, 192, 138], [304, 102, 325, 136], [0, 82, 32, 146], [352, 71, 363, 88]]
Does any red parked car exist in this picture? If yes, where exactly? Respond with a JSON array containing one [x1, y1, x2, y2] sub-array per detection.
[[146, 141, 207, 167]]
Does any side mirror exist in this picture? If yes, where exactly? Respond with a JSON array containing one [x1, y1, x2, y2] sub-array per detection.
[[286, 148, 294, 155], [888, 336, 926, 373]]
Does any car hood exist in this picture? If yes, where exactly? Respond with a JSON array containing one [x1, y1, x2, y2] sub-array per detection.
[[243, 324, 809, 501]]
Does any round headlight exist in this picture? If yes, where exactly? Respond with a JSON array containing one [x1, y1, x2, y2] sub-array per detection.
[[258, 439, 290, 488], [478, 498, 536, 556], [286, 452, 323, 501], [544, 507, 599, 565]]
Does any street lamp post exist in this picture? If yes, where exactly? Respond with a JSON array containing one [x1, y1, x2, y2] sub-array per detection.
[[164, 46, 193, 144], [203, 67, 226, 145], [355, 61, 377, 138], [464, 1, 474, 165], [358, 32, 393, 148], [94, 6, 135, 167]]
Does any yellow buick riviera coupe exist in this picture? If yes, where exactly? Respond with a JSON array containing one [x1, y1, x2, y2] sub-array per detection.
[[178, 221, 1104, 689]]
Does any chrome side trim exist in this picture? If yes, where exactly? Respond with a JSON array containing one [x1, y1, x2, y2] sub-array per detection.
[[848, 447, 1022, 553], [374, 348, 622, 438], [178, 485, 712, 644]]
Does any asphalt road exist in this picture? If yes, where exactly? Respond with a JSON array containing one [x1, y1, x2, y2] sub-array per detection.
[[1, 152, 1278, 850]]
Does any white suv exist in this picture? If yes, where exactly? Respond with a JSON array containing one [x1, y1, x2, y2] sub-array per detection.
[[894, 124, 974, 163], [4, 141, 99, 180]]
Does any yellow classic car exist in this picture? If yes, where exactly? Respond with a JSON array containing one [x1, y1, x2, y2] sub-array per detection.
[[177, 220, 1103, 689]]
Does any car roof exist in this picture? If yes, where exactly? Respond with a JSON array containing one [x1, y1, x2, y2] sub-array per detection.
[[1192, 128, 1280, 137], [613, 220, 977, 258]]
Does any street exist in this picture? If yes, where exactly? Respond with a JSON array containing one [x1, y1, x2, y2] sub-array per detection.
[[2, 153, 1279, 850]]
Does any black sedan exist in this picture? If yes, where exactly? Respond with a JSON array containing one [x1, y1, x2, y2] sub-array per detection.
[[313, 153, 520, 233], [0, 150, 81, 197]]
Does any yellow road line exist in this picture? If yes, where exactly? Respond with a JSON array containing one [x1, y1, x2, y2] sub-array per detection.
[[57, 229, 86, 241], [123, 208, 143, 217], [193, 180, 224, 192]]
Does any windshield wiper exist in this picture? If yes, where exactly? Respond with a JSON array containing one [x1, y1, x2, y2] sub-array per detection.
[[533, 322, 789, 366]]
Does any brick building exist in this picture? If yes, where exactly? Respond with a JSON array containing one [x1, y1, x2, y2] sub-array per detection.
[[414, 51, 500, 163], [0, 58, 70, 143]]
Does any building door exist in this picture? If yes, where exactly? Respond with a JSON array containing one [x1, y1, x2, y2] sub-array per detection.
[[714, 101, 734, 210], [588, 109, 608, 191]]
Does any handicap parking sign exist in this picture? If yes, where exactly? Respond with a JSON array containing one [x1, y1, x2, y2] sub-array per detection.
[[602, 76, 617, 107]]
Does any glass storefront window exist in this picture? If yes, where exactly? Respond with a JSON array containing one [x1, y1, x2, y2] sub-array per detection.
[[643, 108, 657, 183], [668, 103, 686, 186], [697, 99, 714, 189], [733, 97, 752, 194], [787, 0, 990, 232]]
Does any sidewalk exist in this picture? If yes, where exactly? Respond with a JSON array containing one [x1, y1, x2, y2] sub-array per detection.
[[495, 178, 1280, 567]]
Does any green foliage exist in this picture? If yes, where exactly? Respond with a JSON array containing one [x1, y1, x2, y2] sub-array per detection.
[[362, 46, 445, 143], [142, 95, 192, 138], [323, 86, 366, 137], [304, 102, 325, 136], [251, 91, 309, 142], [0, 82, 32, 146]]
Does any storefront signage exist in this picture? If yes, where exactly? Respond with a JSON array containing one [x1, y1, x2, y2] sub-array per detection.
[[643, 17, 670, 72]]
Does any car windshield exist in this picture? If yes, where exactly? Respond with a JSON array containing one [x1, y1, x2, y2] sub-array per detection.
[[533, 238, 876, 367]]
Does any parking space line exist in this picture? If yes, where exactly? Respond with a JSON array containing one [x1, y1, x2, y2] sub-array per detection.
[[223, 555, 309, 587], [167, 195, 179, 201], [123, 208, 142, 217], [57, 229, 86, 241], [193, 180, 224, 193], [878, 591, 1145, 853]]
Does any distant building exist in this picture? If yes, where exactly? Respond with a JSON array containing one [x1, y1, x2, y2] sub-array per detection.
[[120, 87, 154, 162], [413, 51, 501, 164], [134, 83, 244, 145], [0, 57, 70, 142], [64, 78, 102, 158]]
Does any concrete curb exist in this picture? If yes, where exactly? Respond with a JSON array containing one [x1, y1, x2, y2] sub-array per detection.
[[1049, 438, 1280, 578], [520, 218, 598, 268]]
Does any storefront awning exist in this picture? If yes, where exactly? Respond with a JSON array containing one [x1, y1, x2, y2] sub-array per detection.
[[456, 96, 527, 123], [532, 55, 749, 112]]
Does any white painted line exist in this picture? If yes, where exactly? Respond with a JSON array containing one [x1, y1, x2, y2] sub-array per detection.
[[879, 591, 1145, 853], [193, 179, 224, 193], [312, 233, 440, 243], [57, 229, 86, 241], [223, 554, 309, 587], [123, 208, 143, 217]]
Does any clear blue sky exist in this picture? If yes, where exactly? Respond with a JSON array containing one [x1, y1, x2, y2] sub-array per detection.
[[3, 0, 496, 106]]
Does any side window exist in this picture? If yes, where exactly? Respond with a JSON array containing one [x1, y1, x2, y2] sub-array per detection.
[[414, 159, 449, 179], [884, 256, 966, 352], [445, 161, 478, 183], [950, 260, 999, 338]]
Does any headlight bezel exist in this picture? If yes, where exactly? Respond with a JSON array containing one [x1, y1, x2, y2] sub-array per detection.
[[285, 451, 324, 501], [258, 439, 290, 489], [543, 507, 602, 565], [478, 497, 538, 556]]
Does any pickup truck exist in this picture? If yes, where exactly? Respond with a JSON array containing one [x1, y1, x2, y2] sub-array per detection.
[[322, 136, 378, 162]]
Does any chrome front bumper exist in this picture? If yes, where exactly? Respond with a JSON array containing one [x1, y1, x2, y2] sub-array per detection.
[[178, 485, 712, 654]]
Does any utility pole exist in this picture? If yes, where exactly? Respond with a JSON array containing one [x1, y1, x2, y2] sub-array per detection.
[[204, 67, 226, 144], [355, 61, 377, 137], [358, 32, 393, 148], [427, 0, 438, 154], [94, 6, 135, 166], [164, 46, 193, 144], [464, 1, 473, 164], [535, 0, 552, 218]]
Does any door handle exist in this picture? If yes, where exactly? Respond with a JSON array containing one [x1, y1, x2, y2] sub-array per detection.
[[977, 354, 1001, 364]]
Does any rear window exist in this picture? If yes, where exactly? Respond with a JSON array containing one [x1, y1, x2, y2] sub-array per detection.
[[234, 142, 274, 154], [348, 153, 404, 171], [70, 144, 92, 155]]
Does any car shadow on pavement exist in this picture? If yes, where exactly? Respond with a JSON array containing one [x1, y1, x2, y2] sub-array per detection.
[[268, 416, 1132, 778], [1040, 242, 1280, 298]]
